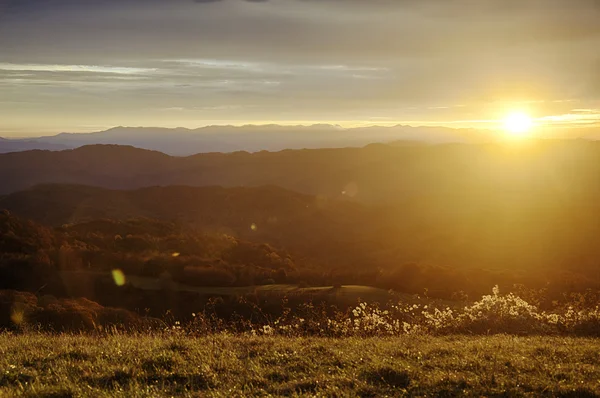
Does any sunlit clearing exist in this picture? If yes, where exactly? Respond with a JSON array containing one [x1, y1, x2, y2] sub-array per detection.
[[503, 112, 533, 138], [112, 269, 126, 286], [250, 223, 257, 231], [172, 252, 180, 257]]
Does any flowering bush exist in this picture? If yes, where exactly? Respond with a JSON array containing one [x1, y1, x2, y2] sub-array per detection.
[[235, 285, 600, 337], [166, 285, 600, 338]]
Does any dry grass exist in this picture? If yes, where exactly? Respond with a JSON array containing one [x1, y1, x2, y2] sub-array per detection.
[[0, 333, 599, 397]]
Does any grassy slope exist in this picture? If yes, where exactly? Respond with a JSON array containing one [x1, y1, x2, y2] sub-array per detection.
[[0, 334, 598, 397]]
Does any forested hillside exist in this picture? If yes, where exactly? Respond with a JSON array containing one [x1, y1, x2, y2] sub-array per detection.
[[3, 140, 600, 330]]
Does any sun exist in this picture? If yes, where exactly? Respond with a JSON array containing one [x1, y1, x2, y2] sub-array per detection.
[[503, 112, 533, 137]]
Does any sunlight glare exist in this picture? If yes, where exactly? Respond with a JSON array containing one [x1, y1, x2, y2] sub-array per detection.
[[503, 112, 533, 138]]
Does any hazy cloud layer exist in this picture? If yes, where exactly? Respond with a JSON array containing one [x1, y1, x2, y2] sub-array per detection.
[[0, 0, 599, 135]]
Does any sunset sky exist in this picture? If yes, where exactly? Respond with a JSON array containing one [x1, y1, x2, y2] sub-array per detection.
[[0, 0, 599, 136]]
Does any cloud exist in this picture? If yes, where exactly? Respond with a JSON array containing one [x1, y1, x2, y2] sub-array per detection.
[[1, 0, 599, 133], [0, 63, 156, 75], [191, 0, 268, 2]]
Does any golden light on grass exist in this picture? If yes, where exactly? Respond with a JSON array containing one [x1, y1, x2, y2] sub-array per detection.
[[503, 111, 533, 138], [112, 269, 126, 286]]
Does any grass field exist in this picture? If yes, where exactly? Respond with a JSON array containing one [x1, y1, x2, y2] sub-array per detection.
[[1, 333, 599, 397]]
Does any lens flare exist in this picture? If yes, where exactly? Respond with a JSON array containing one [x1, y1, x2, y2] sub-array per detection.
[[112, 269, 126, 286]]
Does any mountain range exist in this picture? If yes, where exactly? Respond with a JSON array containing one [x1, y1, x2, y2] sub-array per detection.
[[0, 124, 494, 155], [3, 141, 600, 269]]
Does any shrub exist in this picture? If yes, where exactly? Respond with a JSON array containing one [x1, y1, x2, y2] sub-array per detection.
[[240, 285, 600, 338], [0, 289, 159, 332]]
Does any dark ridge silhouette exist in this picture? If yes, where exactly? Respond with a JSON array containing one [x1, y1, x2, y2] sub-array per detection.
[[3, 141, 600, 205]]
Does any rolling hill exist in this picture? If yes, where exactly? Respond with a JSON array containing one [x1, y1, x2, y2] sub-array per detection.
[[3, 140, 600, 206]]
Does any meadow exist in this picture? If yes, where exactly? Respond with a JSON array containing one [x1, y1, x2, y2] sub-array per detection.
[[1, 333, 599, 397], [2, 286, 600, 396]]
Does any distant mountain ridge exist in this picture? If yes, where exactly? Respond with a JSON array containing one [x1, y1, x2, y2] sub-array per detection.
[[1, 124, 494, 155]]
